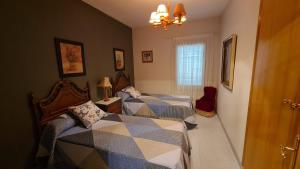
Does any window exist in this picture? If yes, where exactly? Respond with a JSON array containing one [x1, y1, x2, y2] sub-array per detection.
[[176, 43, 205, 86]]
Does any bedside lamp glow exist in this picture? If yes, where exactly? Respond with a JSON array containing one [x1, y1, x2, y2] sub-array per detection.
[[98, 77, 112, 101]]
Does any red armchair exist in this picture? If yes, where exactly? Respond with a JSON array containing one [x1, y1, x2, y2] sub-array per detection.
[[196, 87, 217, 112]]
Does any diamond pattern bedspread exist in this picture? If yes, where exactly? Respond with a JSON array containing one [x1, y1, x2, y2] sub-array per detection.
[[123, 94, 196, 127], [53, 114, 191, 169]]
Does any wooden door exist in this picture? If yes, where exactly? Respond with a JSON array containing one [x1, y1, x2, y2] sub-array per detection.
[[282, 6, 300, 168], [285, 86, 300, 169], [243, 0, 300, 168], [294, 94, 300, 169], [287, 105, 300, 168]]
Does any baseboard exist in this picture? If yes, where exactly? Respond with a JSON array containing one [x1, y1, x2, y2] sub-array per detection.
[[216, 115, 243, 169]]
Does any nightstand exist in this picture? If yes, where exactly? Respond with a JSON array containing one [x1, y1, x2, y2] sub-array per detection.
[[95, 97, 122, 114]]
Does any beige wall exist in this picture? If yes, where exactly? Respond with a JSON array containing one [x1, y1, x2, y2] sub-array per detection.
[[133, 18, 221, 94], [217, 0, 260, 163]]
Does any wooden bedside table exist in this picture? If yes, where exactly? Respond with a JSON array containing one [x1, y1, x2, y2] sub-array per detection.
[[95, 97, 122, 114]]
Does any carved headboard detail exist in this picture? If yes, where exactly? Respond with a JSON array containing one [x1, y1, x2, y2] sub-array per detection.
[[113, 72, 131, 94], [31, 80, 90, 132]]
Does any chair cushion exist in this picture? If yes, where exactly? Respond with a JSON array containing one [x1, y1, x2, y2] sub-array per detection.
[[196, 99, 215, 112], [196, 86, 217, 112]]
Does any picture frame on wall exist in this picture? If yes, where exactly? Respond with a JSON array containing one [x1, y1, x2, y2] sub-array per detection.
[[142, 50, 153, 63], [221, 34, 237, 91], [113, 48, 125, 71], [55, 38, 86, 79]]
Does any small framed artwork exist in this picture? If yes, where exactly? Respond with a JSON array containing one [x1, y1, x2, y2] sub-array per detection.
[[142, 50, 153, 63], [113, 48, 125, 71], [221, 34, 237, 91], [55, 38, 86, 78]]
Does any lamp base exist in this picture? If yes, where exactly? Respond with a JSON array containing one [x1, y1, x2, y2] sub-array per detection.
[[103, 87, 110, 102]]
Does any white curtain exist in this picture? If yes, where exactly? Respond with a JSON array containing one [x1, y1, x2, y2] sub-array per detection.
[[171, 34, 219, 103]]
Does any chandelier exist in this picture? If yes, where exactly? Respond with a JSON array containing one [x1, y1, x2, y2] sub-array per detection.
[[149, 3, 187, 30]]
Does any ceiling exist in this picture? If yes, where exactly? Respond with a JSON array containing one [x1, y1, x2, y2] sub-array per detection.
[[82, 0, 230, 28]]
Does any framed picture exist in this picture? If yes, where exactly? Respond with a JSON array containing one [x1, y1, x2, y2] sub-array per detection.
[[142, 50, 153, 63], [55, 38, 86, 78], [221, 34, 237, 91], [113, 48, 125, 71]]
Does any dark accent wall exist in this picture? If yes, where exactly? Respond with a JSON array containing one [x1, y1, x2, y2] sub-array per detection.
[[0, 0, 133, 168]]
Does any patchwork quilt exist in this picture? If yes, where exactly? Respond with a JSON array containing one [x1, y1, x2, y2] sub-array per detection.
[[121, 93, 197, 128], [38, 114, 191, 169]]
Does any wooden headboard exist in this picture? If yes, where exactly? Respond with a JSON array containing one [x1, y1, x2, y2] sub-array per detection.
[[113, 72, 131, 94], [31, 80, 90, 133]]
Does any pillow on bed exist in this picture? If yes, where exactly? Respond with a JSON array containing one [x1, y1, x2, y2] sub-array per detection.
[[116, 91, 131, 101], [37, 113, 77, 165], [47, 113, 76, 137], [69, 101, 106, 128], [122, 86, 141, 98]]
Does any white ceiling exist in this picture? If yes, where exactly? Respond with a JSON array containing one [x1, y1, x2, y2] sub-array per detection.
[[82, 0, 230, 28]]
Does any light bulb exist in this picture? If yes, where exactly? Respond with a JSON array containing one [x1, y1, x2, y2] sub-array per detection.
[[181, 16, 187, 22], [157, 4, 169, 17]]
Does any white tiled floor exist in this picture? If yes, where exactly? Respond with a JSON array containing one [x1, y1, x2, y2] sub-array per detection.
[[188, 115, 241, 169]]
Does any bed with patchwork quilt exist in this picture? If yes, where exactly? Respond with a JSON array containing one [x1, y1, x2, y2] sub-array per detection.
[[113, 73, 197, 129], [118, 91, 197, 129], [38, 114, 191, 169]]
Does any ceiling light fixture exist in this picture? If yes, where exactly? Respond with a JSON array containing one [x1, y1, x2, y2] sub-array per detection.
[[149, 2, 187, 30]]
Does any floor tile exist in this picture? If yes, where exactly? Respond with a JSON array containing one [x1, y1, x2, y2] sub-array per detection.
[[188, 115, 241, 169]]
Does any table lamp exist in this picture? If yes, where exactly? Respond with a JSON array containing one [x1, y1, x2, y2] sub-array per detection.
[[98, 77, 112, 101]]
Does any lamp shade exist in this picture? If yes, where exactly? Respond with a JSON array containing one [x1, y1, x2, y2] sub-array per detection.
[[173, 3, 186, 17], [149, 12, 160, 24], [157, 4, 169, 17], [98, 77, 112, 88]]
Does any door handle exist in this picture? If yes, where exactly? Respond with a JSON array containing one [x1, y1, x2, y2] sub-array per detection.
[[280, 136, 300, 169], [283, 99, 293, 104], [282, 99, 300, 110], [291, 103, 300, 110], [280, 145, 296, 159]]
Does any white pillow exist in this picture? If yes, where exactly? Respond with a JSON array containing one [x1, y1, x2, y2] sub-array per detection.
[[69, 101, 106, 128], [122, 86, 141, 98]]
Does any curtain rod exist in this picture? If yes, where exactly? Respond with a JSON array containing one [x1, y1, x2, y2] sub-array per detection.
[[172, 33, 215, 40]]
